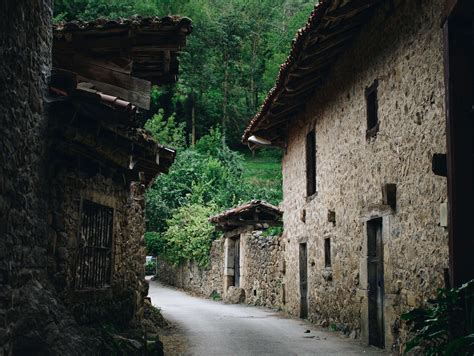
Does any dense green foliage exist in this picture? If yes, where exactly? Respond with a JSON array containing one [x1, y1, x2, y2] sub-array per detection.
[[145, 129, 281, 265], [401, 279, 474, 355], [52, 0, 304, 264], [53, 0, 316, 147]]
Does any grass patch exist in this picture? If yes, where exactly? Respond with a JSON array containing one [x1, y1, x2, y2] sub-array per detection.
[[242, 149, 282, 191]]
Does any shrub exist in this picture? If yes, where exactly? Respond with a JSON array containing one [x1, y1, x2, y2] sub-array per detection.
[[161, 203, 217, 267], [401, 279, 474, 355], [145, 261, 156, 276]]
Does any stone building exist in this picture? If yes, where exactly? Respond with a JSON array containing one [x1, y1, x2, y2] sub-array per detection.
[[243, 0, 472, 352], [0, 7, 191, 353], [47, 17, 191, 325], [156, 200, 284, 308], [209, 200, 283, 304]]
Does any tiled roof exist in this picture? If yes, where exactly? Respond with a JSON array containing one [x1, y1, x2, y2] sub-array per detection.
[[209, 200, 282, 224], [53, 15, 192, 34], [242, 0, 382, 145]]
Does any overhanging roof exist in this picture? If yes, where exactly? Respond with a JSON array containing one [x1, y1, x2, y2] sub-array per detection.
[[49, 69, 176, 185], [209, 200, 282, 232], [53, 16, 192, 110], [242, 0, 382, 148]]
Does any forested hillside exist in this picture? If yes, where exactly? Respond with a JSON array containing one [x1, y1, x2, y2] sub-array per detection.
[[53, 0, 314, 264], [54, 0, 315, 147]]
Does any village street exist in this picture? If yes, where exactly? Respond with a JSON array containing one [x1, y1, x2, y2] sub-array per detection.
[[149, 280, 386, 355]]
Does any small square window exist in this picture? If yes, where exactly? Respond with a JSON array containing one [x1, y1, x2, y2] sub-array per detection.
[[365, 80, 379, 139]]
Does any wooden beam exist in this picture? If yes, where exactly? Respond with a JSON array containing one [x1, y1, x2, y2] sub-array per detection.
[[76, 76, 150, 110], [163, 50, 171, 74], [54, 53, 151, 109]]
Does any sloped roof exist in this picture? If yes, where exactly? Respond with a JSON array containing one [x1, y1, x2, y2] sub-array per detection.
[[53, 16, 192, 110], [209, 200, 282, 232], [242, 0, 382, 147], [53, 15, 192, 33]]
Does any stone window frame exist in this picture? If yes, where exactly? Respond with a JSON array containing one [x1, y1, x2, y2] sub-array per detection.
[[74, 191, 118, 293], [365, 79, 379, 139]]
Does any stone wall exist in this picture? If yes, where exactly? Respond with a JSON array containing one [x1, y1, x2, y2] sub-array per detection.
[[47, 166, 148, 326], [0, 1, 99, 353], [156, 232, 284, 310], [156, 239, 225, 298], [240, 232, 284, 309], [281, 0, 448, 352]]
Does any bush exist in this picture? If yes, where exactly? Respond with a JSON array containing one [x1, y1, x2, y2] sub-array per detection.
[[162, 203, 217, 267], [145, 261, 156, 276], [145, 127, 283, 266], [401, 279, 474, 355]]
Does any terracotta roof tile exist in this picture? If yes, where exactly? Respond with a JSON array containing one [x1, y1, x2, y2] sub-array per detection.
[[242, 0, 381, 144], [209, 200, 282, 224], [53, 15, 192, 34]]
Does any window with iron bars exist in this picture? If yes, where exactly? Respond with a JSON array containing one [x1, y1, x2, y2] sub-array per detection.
[[75, 199, 113, 290]]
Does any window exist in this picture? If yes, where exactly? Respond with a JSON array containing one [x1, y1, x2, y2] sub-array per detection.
[[365, 80, 379, 139], [324, 238, 331, 268], [75, 199, 113, 290], [306, 130, 316, 197]]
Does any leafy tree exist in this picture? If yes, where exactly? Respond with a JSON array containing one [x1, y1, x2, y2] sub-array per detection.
[[161, 203, 217, 267], [144, 109, 186, 149], [53, 0, 317, 147]]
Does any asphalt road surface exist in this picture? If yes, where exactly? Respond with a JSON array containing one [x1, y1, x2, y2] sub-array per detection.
[[149, 280, 386, 356]]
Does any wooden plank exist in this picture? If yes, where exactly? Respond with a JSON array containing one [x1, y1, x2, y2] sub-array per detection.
[[77, 75, 150, 110], [73, 54, 133, 75], [71, 61, 150, 93]]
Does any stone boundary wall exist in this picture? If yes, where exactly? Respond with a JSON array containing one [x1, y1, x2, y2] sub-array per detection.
[[241, 232, 284, 309], [155, 233, 284, 310], [156, 239, 225, 298]]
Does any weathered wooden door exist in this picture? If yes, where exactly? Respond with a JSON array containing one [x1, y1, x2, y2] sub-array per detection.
[[234, 237, 240, 287], [367, 218, 384, 348], [299, 243, 308, 318]]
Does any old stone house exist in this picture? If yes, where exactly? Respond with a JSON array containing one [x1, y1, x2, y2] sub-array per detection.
[[156, 200, 284, 308], [46, 17, 192, 325], [209, 200, 283, 304], [243, 0, 472, 352], [1, 11, 192, 353]]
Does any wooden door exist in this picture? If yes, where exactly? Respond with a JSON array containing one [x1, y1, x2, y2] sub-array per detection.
[[234, 237, 240, 287], [367, 218, 384, 348], [299, 243, 308, 318]]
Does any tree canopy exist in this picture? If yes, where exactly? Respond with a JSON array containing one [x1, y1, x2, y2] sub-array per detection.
[[53, 0, 315, 265], [53, 0, 316, 148]]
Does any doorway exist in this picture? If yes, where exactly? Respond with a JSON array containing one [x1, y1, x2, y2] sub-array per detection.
[[299, 243, 308, 318], [443, 0, 474, 287], [234, 237, 240, 287], [367, 218, 384, 348]]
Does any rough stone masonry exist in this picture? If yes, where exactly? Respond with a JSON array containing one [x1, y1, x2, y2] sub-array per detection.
[[0, 1, 98, 354], [279, 0, 448, 352], [156, 231, 284, 310]]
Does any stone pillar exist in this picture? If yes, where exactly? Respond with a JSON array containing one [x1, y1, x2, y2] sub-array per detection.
[[0, 1, 97, 353], [223, 237, 235, 295], [128, 181, 147, 323]]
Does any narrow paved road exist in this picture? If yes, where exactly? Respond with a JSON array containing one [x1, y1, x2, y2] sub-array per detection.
[[149, 280, 386, 356]]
